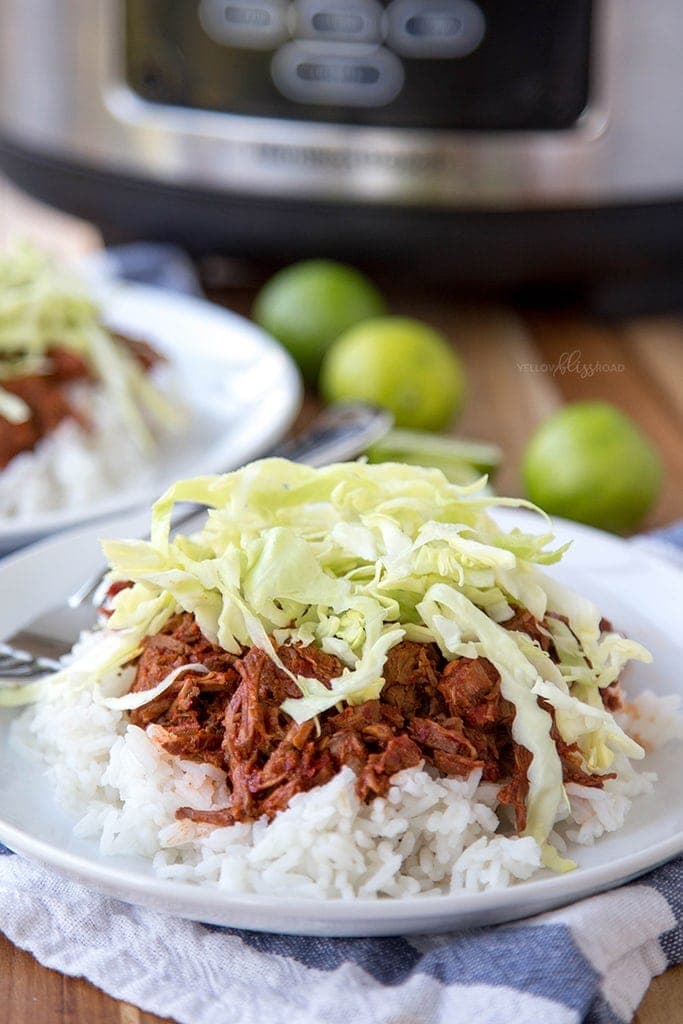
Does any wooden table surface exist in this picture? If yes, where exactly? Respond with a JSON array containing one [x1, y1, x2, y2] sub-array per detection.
[[0, 178, 682, 1024]]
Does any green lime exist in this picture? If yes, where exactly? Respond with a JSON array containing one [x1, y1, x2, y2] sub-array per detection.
[[252, 259, 386, 384], [522, 401, 663, 533], [319, 317, 466, 431], [366, 429, 501, 485]]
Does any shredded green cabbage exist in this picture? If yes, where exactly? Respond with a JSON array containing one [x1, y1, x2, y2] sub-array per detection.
[[0, 242, 180, 448], [0, 458, 651, 861]]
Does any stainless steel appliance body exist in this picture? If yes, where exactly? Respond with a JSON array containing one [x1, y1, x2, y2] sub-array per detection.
[[1, 0, 682, 304]]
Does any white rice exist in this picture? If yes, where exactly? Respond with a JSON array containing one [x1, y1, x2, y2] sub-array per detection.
[[0, 382, 163, 519], [616, 690, 683, 751], [12, 654, 679, 899]]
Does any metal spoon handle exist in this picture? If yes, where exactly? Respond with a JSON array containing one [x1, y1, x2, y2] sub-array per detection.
[[269, 402, 393, 466], [68, 403, 392, 609]]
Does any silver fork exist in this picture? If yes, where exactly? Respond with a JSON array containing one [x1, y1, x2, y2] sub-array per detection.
[[0, 402, 392, 683], [0, 642, 62, 676]]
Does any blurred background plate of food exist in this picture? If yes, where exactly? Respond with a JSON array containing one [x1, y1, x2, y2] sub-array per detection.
[[0, 244, 302, 554]]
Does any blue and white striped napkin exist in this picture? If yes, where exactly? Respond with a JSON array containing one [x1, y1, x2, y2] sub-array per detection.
[[0, 819, 680, 1024], [0, 523, 681, 1024]]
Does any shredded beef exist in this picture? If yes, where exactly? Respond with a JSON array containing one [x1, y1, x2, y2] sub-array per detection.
[[129, 613, 239, 729], [355, 735, 422, 801], [277, 643, 345, 691], [0, 370, 85, 470], [47, 347, 90, 380], [497, 744, 533, 832], [113, 333, 161, 371], [408, 716, 477, 759], [438, 657, 511, 730], [328, 700, 403, 734], [538, 697, 617, 789], [382, 640, 441, 717], [327, 730, 367, 774], [176, 806, 236, 827], [497, 699, 617, 834], [601, 682, 624, 711], [0, 335, 160, 469], [502, 609, 552, 651], [126, 619, 614, 832]]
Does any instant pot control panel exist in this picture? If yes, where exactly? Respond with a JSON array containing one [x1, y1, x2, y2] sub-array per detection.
[[125, 0, 592, 131]]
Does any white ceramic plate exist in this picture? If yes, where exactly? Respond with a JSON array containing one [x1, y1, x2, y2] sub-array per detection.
[[0, 510, 682, 936], [0, 281, 302, 553]]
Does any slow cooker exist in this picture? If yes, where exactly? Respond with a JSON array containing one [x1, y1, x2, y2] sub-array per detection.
[[1, 1, 683, 307]]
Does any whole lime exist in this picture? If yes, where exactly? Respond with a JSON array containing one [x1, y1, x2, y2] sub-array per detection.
[[252, 259, 386, 384], [522, 401, 662, 533], [320, 317, 466, 431]]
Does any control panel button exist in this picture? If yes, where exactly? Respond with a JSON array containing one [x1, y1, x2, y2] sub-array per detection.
[[293, 0, 384, 44], [271, 41, 404, 107], [386, 0, 486, 59], [199, 0, 289, 51]]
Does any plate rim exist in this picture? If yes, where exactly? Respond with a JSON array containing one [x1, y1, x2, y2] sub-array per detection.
[[0, 795, 682, 930]]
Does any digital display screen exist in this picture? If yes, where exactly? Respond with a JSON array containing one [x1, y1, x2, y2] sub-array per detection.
[[125, 1, 592, 131]]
